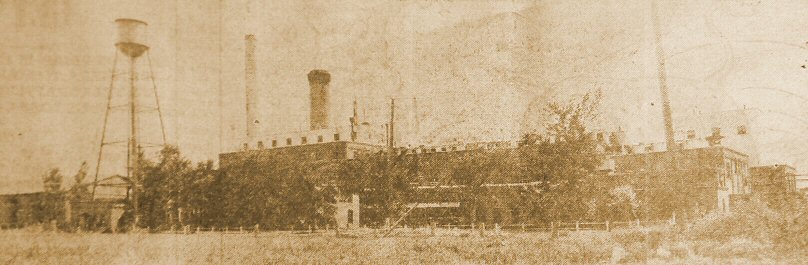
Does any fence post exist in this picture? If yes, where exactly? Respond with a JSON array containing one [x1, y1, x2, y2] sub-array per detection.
[[671, 212, 677, 225], [471, 222, 475, 230], [494, 223, 500, 236], [239, 226, 244, 234], [196, 226, 201, 233], [479, 223, 486, 237], [550, 222, 557, 238], [575, 221, 580, 231], [635, 219, 640, 227], [521, 223, 525, 232], [430, 222, 436, 236], [606, 221, 610, 232]]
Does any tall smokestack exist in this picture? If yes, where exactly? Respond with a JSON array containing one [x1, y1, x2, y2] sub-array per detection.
[[651, 1, 676, 150], [308, 69, 330, 130], [244, 34, 260, 142]]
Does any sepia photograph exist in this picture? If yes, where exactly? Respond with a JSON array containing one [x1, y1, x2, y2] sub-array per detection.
[[1, 0, 808, 263]]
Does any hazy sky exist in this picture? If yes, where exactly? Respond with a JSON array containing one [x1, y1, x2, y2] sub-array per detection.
[[2, 0, 808, 193]]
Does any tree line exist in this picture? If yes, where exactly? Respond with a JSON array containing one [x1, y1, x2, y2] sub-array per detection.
[[36, 91, 646, 230]]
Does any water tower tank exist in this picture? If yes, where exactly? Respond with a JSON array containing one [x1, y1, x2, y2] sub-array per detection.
[[115, 18, 149, 58]]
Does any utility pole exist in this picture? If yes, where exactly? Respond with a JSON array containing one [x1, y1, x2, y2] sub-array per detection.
[[412, 97, 419, 146], [389, 98, 395, 150], [351, 98, 359, 141]]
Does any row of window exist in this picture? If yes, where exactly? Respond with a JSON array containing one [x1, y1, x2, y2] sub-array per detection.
[[395, 142, 512, 155], [246, 133, 341, 149]]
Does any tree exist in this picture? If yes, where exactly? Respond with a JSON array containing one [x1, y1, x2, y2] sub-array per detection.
[[518, 91, 604, 221], [140, 146, 192, 229], [338, 151, 414, 226], [217, 150, 336, 229], [449, 150, 518, 224], [42, 168, 63, 193], [39, 168, 64, 223], [68, 161, 89, 201], [608, 185, 640, 221]]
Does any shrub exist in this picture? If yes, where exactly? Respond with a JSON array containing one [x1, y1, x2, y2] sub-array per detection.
[[771, 203, 808, 255], [687, 200, 782, 242], [537, 232, 615, 263], [611, 228, 667, 262], [691, 238, 770, 260]]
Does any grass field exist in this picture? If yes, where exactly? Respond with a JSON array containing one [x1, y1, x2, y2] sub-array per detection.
[[0, 226, 801, 264]]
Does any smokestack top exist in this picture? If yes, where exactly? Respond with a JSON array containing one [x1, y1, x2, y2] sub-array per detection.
[[245, 34, 256, 41], [308, 69, 331, 84], [308, 69, 331, 130]]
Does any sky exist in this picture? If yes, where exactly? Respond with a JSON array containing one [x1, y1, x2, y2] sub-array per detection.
[[2, 0, 808, 193]]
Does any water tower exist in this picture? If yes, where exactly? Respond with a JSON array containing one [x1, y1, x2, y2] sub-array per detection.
[[92, 18, 167, 227]]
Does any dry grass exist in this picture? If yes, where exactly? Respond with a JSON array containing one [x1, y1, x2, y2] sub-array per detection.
[[0, 227, 802, 264]]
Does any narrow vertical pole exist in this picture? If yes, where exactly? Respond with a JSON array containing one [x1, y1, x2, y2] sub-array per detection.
[[92, 51, 119, 201], [412, 97, 418, 144], [129, 56, 140, 227], [389, 98, 395, 149], [218, 0, 224, 154], [351, 98, 358, 141], [146, 52, 168, 145]]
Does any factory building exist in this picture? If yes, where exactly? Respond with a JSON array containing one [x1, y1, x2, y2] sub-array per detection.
[[610, 146, 750, 218], [221, 34, 531, 227], [749, 164, 801, 209]]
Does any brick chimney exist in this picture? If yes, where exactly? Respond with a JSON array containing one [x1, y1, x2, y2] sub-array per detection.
[[308, 70, 330, 130]]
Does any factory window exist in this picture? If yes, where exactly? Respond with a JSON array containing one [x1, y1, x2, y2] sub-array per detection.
[[271, 140, 277, 147], [317, 135, 323, 143], [257, 141, 264, 149], [301, 136, 307, 144], [286, 138, 292, 146], [243, 143, 249, 150], [347, 210, 354, 224], [737, 125, 747, 135], [334, 133, 340, 141]]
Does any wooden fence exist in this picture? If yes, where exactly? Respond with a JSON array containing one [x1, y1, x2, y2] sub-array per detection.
[[154, 219, 674, 235]]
